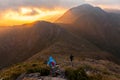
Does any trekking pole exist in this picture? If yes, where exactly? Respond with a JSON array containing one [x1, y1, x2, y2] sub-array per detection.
[[71, 61, 73, 67]]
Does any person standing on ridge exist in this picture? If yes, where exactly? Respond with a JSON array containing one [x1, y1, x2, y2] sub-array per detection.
[[70, 54, 74, 67], [47, 56, 57, 76]]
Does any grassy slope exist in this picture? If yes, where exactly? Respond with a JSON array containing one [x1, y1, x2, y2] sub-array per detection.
[[27, 30, 116, 64], [0, 58, 120, 80]]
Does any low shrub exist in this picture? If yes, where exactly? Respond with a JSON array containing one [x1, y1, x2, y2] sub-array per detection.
[[89, 74, 102, 80], [26, 66, 50, 76], [65, 67, 89, 80]]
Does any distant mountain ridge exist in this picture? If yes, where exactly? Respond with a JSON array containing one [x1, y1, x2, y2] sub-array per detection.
[[105, 9, 120, 14]]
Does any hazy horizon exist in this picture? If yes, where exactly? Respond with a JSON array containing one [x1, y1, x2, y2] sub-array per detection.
[[0, 0, 120, 26]]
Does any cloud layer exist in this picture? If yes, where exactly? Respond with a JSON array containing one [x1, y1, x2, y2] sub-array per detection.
[[0, 0, 119, 11], [0, 0, 85, 10]]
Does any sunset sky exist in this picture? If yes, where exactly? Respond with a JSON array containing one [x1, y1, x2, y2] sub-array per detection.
[[0, 0, 120, 26]]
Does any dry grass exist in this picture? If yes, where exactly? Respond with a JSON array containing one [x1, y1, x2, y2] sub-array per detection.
[[0, 61, 50, 80]]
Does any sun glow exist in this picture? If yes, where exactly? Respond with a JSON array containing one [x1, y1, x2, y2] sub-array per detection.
[[20, 8, 33, 15], [0, 7, 66, 26]]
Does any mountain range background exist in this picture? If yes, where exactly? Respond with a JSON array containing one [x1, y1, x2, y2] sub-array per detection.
[[0, 4, 120, 69]]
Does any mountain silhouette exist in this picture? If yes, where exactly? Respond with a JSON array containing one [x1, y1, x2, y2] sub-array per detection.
[[56, 4, 120, 60]]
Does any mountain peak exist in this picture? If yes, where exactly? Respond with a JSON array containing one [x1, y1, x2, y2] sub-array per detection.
[[71, 4, 94, 11], [30, 21, 53, 27], [71, 4, 105, 13], [77, 4, 94, 8], [33, 21, 50, 25], [56, 4, 106, 24]]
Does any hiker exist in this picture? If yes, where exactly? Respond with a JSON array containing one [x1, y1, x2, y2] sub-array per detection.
[[47, 56, 58, 76], [70, 54, 74, 67], [47, 56, 64, 77], [47, 56, 56, 68]]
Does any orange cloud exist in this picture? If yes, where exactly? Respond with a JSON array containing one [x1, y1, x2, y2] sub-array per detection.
[[0, 7, 66, 26]]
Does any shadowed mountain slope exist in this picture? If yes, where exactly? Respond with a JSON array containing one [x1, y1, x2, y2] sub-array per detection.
[[56, 4, 120, 60], [0, 21, 113, 68], [0, 21, 65, 68]]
